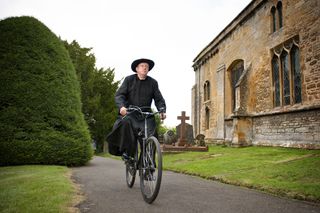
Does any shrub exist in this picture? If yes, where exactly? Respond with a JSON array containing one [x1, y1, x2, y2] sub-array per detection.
[[0, 16, 93, 166]]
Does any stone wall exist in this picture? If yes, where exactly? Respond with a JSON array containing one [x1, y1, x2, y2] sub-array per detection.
[[287, 0, 320, 104], [192, 0, 320, 148], [253, 108, 320, 148]]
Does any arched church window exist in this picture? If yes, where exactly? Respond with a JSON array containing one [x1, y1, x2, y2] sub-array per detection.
[[231, 60, 244, 111], [270, 1, 283, 33], [204, 81, 210, 101], [271, 6, 276, 32], [205, 107, 210, 130], [281, 50, 290, 105], [291, 45, 302, 104], [277, 1, 283, 29], [271, 36, 301, 107], [272, 54, 280, 107]]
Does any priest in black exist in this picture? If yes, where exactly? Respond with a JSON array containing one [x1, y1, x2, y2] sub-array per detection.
[[107, 58, 166, 158]]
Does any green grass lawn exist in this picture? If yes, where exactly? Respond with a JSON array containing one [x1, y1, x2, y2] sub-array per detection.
[[2, 145, 318, 212], [163, 145, 320, 202], [0, 165, 77, 213]]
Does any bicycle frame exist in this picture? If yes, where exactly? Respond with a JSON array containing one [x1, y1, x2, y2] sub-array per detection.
[[124, 105, 163, 203], [126, 106, 158, 166]]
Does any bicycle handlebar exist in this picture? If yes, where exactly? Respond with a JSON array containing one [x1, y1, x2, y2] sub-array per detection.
[[128, 106, 163, 114], [123, 105, 164, 119]]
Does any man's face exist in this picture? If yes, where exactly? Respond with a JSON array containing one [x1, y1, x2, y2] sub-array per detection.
[[136, 62, 149, 77]]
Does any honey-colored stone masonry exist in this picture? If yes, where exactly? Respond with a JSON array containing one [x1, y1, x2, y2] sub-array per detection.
[[192, 0, 320, 148]]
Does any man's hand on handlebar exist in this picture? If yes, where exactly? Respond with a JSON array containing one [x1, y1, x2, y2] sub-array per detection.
[[120, 106, 127, 116], [160, 113, 166, 120], [121, 105, 166, 120]]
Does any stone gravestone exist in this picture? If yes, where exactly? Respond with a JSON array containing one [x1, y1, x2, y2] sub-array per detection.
[[176, 123, 194, 145], [158, 134, 164, 144], [195, 134, 206, 146], [176, 111, 189, 146], [163, 130, 176, 145], [177, 111, 193, 146], [162, 111, 208, 152]]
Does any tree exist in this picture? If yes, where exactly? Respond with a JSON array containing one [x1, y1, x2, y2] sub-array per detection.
[[64, 40, 119, 152], [0, 16, 93, 166], [154, 110, 176, 136], [90, 68, 119, 152]]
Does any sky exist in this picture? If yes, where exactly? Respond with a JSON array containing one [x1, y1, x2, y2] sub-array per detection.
[[0, 0, 252, 127]]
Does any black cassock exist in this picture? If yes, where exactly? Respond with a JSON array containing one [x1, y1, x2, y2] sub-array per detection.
[[107, 74, 166, 157]]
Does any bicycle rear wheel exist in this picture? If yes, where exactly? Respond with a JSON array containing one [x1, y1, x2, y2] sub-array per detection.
[[125, 161, 136, 188], [140, 136, 162, 204]]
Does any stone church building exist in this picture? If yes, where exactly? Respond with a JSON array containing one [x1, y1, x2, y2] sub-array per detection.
[[191, 0, 320, 149]]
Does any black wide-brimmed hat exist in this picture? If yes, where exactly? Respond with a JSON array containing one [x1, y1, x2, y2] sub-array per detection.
[[131, 58, 154, 72]]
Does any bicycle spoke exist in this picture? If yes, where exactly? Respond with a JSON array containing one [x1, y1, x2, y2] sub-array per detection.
[[141, 140, 158, 196], [140, 136, 162, 203]]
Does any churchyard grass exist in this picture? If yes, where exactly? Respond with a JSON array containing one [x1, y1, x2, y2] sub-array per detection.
[[0, 165, 77, 213], [163, 145, 320, 202]]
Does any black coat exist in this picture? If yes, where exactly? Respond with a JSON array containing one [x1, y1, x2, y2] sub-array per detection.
[[107, 74, 166, 156], [115, 74, 166, 112]]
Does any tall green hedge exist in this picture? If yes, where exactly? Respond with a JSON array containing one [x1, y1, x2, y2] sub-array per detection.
[[0, 16, 93, 166]]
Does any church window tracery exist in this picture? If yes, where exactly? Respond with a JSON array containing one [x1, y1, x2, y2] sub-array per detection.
[[281, 50, 290, 105], [291, 45, 302, 104], [272, 55, 280, 106], [231, 60, 244, 111], [271, 37, 301, 107]]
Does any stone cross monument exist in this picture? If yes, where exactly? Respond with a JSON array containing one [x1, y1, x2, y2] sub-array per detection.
[[177, 111, 190, 146]]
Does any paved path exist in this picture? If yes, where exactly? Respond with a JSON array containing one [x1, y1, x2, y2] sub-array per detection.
[[72, 156, 320, 213]]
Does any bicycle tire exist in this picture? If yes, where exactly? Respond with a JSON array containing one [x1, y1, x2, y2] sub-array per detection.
[[140, 136, 162, 204], [125, 163, 136, 188], [125, 143, 139, 188]]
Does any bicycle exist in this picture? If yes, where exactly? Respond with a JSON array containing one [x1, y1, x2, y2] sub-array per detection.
[[123, 105, 163, 204]]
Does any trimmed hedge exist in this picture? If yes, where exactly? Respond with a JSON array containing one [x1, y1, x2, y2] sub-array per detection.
[[0, 16, 93, 166]]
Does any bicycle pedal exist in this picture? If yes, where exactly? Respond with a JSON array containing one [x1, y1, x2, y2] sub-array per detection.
[[122, 153, 134, 162]]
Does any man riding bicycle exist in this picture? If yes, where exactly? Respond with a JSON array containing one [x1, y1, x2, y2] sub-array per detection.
[[107, 58, 166, 161]]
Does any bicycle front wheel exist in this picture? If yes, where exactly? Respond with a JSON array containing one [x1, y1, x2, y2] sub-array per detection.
[[140, 136, 162, 204]]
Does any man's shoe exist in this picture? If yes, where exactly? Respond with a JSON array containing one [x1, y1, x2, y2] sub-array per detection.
[[122, 152, 130, 161], [122, 153, 135, 167]]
